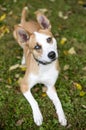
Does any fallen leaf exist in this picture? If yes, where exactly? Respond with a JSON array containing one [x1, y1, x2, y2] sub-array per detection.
[[16, 119, 24, 126], [82, 105, 86, 109], [50, 0, 56, 2], [60, 37, 67, 45], [63, 50, 68, 55], [35, 8, 48, 14], [0, 25, 10, 39], [7, 78, 12, 84], [63, 64, 69, 71], [34, 87, 40, 92], [82, 66, 86, 71], [42, 93, 47, 97], [20, 65, 26, 71], [18, 77, 22, 84], [80, 91, 86, 96], [68, 47, 76, 55], [9, 64, 20, 71], [73, 82, 82, 90], [58, 11, 68, 20], [0, 14, 6, 21], [42, 86, 47, 92], [6, 85, 12, 89], [15, 74, 20, 78], [78, 0, 84, 5]]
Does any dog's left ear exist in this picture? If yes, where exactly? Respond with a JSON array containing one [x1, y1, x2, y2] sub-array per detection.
[[36, 13, 51, 30]]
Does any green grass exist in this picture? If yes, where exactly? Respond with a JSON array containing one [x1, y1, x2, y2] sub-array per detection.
[[0, 0, 86, 130]]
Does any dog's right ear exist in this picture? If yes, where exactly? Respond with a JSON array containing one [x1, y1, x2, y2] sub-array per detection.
[[13, 25, 29, 48]]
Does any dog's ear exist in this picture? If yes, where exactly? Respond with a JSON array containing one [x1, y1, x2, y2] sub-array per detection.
[[36, 13, 51, 30], [13, 25, 29, 48]]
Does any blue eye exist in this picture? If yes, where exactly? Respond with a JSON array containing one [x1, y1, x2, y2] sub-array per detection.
[[34, 44, 41, 50]]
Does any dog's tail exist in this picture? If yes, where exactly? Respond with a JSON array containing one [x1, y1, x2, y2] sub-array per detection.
[[21, 7, 28, 24]]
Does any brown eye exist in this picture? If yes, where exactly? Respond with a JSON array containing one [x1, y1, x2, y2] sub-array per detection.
[[34, 44, 41, 50], [47, 37, 52, 43]]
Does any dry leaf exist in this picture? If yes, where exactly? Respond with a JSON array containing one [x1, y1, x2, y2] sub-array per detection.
[[82, 66, 86, 71], [82, 105, 86, 109], [35, 8, 48, 14], [16, 119, 24, 126], [63, 65, 69, 71], [60, 37, 67, 45], [0, 25, 10, 38], [73, 82, 82, 90], [18, 77, 22, 84], [0, 14, 6, 21], [6, 85, 12, 89], [58, 11, 68, 20], [42, 86, 47, 92], [7, 78, 12, 84], [68, 47, 76, 55], [63, 50, 68, 55], [9, 64, 20, 71], [80, 91, 86, 96], [20, 65, 26, 71], [42, 93, 47, 97], [50, 0, 56, 2]]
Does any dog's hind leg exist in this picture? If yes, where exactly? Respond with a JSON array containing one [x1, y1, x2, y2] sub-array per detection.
[[46, 86, 67, 126]]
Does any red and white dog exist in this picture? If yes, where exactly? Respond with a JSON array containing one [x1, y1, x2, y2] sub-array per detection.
[[13, 7, 67, 126]]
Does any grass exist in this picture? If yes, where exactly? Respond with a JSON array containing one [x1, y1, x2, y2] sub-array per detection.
[[0, 0, 86, 129]]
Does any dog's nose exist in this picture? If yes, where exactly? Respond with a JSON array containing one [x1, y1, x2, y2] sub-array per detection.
[[48, 51, 56, 59]]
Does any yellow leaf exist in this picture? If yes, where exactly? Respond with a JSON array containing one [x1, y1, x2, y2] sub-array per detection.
[[20, 65, 26, 71], [80, 91, 86, 96], [60, 37, 67, 45], [42, 93, 47, 97], [74, 82, 82, 90], [0, 14, 6, 21], [78, 0, 84, 5], [7, 78, 12, 84], [63, 50, 68, 55]]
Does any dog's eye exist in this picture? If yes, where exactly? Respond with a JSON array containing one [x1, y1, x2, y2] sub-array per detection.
[[47, 37, 52, 43], [34, 44, 41, 50]]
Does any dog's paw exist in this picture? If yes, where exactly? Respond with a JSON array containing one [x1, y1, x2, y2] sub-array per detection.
[[57, 112, 67, 126], [59, 116, 67, 126], [33, 110, 43, 126]]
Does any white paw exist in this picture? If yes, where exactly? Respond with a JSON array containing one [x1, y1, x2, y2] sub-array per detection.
[[57, 112, 67, 126], [59, 116, 67, 126], [33, 110, 43, 126]]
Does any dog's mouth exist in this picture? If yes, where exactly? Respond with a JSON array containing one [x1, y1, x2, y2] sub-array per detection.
[[33, 55, 57, 65]]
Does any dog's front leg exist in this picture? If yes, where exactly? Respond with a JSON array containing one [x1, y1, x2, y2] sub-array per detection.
[[46, 86, 67, 126], [21, 83, 43, 126]]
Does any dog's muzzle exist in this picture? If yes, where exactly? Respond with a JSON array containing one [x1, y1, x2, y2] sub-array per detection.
[[33, 53, 57, 65]]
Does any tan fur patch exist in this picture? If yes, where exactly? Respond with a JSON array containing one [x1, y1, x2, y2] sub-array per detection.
[[38, 29, 53, 37], [55, 59, 60, 72]]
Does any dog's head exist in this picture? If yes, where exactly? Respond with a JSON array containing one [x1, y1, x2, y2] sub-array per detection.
[[13, 13, 58, 64]]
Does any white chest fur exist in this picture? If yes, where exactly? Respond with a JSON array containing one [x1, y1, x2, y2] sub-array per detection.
[[28, 61, 59, 89]]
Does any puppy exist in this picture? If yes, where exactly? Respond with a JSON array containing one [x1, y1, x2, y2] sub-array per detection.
[[13, 7, 67, 126]]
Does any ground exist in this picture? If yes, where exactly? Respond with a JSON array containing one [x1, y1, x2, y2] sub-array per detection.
[[0, 0, 86, 130]]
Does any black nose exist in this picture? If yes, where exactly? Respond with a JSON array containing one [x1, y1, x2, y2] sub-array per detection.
[[48, 51, 56, 59]]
